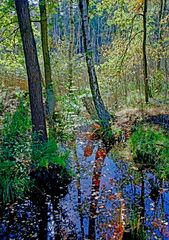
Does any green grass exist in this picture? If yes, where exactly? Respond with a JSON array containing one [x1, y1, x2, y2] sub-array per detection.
[[129, 125, 165, 165], [129, 125, 169, 178]]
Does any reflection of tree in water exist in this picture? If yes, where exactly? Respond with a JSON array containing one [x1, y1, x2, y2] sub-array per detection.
[[89, 147, 107, 239], [87, 145, 128, 240], [53, 136, 169, 240], [121, 166, 169, 240], [88, 154, 169, 240]]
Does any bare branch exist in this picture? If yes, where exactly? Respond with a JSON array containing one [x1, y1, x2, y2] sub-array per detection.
[[31, 20, 41, 23], [0, 27, 19, 43], [117, 13, 144, 71], [119, 30, 143, 69]]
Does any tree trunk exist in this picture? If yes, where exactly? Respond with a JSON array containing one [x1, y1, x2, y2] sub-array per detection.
[[82, 96, 98, 120], [15, 0, 47, 142], [157, 0, 164, 71], [163, 0, 169, 101], [39, 0, 55, 117], [143, 0, 149, 103], [79, 0, 111, 130], [68, 0, 74, 93]]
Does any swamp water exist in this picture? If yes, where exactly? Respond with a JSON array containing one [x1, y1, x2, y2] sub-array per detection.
[[0, 135, 169, 239]]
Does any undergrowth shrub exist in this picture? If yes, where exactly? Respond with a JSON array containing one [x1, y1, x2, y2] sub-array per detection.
[[157, 136, 169, 179], [0, 160, 30, 204], [0, 100, 31, 205], [32, 138, 69, 170], [1, 100, 31, 161], [129, 125, 169, 179], [53, 93, 82, 142], [129, 126, 165, 165], [0, 92, 71, 206], [129, 211, 147, 240]]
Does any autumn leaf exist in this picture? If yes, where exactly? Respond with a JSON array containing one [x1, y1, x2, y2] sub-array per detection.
[[133, 0, 143, 12], [84, 145, 93, 157], [152, 221, 159, 228], [113, 224, 124, 240], [93, 176, 100, 187], [108, 194, 115, 200], [92, 122, 102, 130], [96, 148, 107, 159]]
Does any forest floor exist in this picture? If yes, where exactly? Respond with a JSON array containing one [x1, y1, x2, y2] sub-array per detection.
[[114, 104, 169, 136]]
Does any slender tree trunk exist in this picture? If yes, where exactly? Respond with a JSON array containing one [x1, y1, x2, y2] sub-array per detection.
[[163, 0, 169, 101], [15, 0, 47, 142], [68, 0, 74, 93], [39, 0, 55, 117], [163, 0, 167, 18], [159, 0, 164, 40], [143, 0, 149, 103], [157, 0, 164, 71], [79, 0, 111, 130], [82, 96, 98, 120]]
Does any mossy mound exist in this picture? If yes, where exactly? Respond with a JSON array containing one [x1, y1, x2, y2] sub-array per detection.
[[129, 125, 169, 178]]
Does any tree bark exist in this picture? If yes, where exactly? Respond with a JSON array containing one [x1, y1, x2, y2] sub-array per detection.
[[15, 0, 47, 142], [82, 96, 98, 120], [39, 0, 55, 117], [79, 0, 111, 130], [143, 0, 149, 103], [157, 0, 164, 71], [159, 0, 164, 40], [162, 0, 169, 101]]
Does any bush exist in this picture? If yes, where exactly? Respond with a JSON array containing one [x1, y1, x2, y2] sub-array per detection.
[[1, 100, 31, 161], [129, 125, 165, 165], [129, 125, 169, 179], [0, 98, 71, 206], [157, 136, 169, 179], [0, 160, 30, 204], [32, 138, 69, 170], [0, 100, 31, 204]]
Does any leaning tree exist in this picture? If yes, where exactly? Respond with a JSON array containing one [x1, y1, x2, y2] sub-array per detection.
[[79, 0, 112, 130]]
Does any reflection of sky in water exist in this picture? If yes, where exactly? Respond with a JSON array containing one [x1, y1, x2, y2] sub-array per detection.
[[58, 140, 169, 239]]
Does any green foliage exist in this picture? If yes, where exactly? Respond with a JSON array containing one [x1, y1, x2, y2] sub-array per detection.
[[0, 98, 70, 205], [0, 160, 30, 205], [157, 136, 169, 179], [129, 125, 165, 165], [129, 125, 169, 179], [0, 101, 4, 114], [150, 70, 165, 97], [53, 91, 86, 142], [32, 138, 69, 170], [0, 100, 31, 204], [1, 100, 31, 161], [0, 0, 24, 76], [129, 211, 147, 240]]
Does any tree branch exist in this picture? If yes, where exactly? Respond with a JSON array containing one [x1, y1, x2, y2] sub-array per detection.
[[119, 30, 143, 69], [117, 13, 144, 71], [31, 20, 41, 23], [0, 27, 19, 43]]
